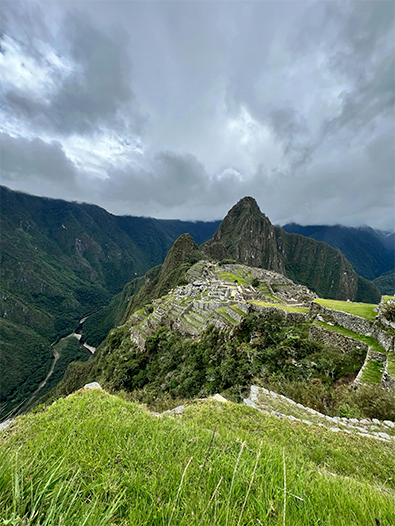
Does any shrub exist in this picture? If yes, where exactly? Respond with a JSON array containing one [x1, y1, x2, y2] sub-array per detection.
[[383, 302, 395, 322], [251, 277, 260, 287]]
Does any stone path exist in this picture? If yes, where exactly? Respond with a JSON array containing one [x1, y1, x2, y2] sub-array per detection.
[[243, 385, 395, 443]]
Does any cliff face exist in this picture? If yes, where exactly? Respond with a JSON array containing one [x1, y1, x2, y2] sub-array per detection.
[[202, 197, 381, 303]]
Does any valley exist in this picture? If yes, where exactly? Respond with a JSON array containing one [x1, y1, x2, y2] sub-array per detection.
[[0, 186, 220, 418]]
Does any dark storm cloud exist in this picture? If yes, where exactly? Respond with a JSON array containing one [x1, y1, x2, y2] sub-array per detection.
[[0, 0, 394, 229], [1, 2, 142, 136], [1, 133, 77, 185]]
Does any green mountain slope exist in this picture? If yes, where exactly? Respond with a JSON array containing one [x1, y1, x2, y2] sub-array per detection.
[[0, 186, 219, 418], [1, 389, 394, 525], [374, 270, 395, 295], [282, 223, 395, 282]]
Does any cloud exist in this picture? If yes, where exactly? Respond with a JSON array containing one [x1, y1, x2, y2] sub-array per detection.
[[0, 0, 393, 230], [1, 132, 77, 184], [1, 2, 143, 136]]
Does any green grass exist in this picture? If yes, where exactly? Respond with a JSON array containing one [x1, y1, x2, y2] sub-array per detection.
[[314, 321, 386, 354], [266, 294, 284, 303], [249, 301, 308, 314], [1, 390, 394, 525], [383, 295, 393, 302], [314, 299, 377, 320], [217, 307, 239, 324], [217, 272, 247, 286], [135, 309, 146, 316], [360, 360, 385, 384], [229, 305, 247, 317], [257, 284, 284, 302]]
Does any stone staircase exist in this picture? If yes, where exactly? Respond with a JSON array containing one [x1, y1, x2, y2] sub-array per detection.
[[243, 385, 395, 443]]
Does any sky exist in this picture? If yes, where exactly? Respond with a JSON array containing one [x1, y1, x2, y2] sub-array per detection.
[[0, 0, 394, 229]]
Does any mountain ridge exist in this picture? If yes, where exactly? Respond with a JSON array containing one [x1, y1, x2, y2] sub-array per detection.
[[282, 222, 395, 287]]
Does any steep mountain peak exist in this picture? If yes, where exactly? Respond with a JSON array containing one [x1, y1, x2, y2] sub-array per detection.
[[201, 197, 380, 303], [228, 196, 262, 215], [216, 197, 265, 233], [202, 197, 283, 273]]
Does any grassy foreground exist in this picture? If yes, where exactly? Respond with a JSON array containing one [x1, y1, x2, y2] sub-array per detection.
[[1, 389, 395, 525]]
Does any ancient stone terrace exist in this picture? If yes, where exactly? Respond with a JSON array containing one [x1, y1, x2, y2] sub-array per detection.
[[129, 261, 316, 351]]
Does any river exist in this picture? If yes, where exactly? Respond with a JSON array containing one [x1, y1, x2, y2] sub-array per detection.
[[0, 315, 96, 430]]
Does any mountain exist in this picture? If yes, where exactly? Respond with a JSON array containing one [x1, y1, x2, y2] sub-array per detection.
[[0, 186, 219, 418], [373, 270, 395, 296], [2, 198, 393, 524], [282, 223, 395, 287], [202, 197, 381, 303]]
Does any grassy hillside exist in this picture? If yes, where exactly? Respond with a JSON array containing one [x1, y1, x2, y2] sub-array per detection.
[[281, 223, 394, 295], [1, 389, 394, 525], [374, 270, 395, 295], [275, 228, 381, 303], [282, 223, 394, 281]]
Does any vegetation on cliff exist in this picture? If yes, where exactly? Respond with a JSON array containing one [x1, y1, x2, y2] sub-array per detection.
[[0, 186, 218, 418], [282, 223, 395, 286]]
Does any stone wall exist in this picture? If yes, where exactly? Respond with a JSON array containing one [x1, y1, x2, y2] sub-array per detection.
[[372, 326, 395, 353], [382, 360, 395, 389], [249, 304, 308, 324], [226, 306, 244, 324], [173, 318, 200, 337], [237, 302, 250, 315], [286, 311, 309, 324], [309, 303, 373, 334], [309, 302, 394, 352], [130, 327, 146, 352], [309, 325, 368, 354]]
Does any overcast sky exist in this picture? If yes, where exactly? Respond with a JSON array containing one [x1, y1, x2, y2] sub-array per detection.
[[1, 0, 394, 229]]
